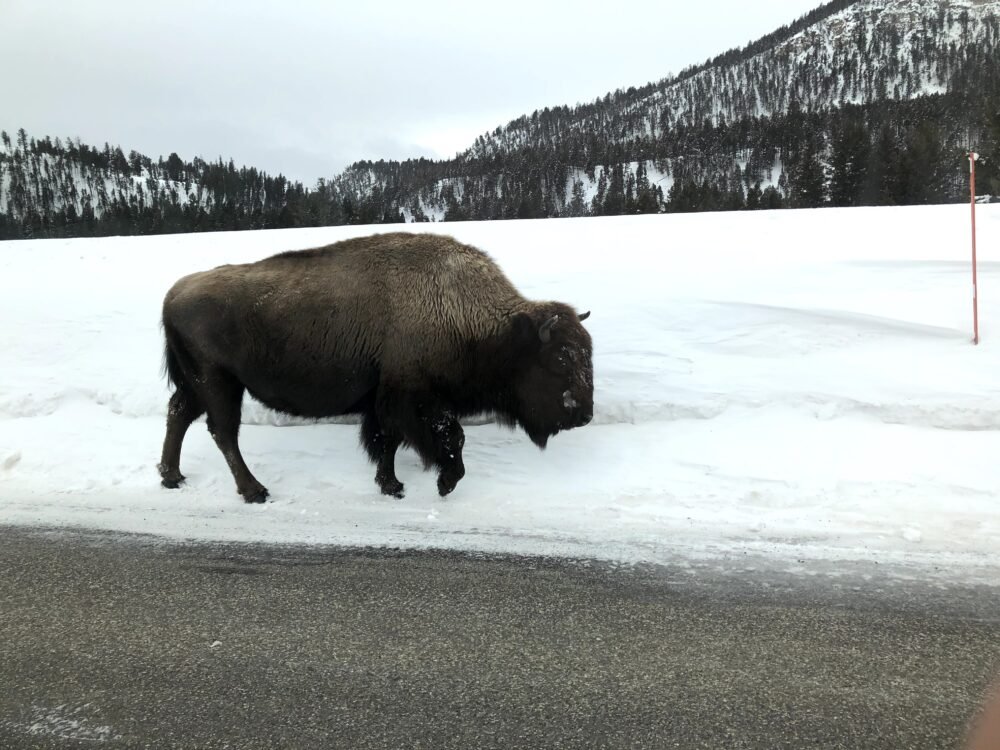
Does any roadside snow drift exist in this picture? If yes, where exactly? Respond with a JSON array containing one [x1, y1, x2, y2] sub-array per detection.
[[2, 206, 1000, 576]]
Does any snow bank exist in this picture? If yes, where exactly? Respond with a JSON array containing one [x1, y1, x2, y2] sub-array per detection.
[[2, 205, 1000, 579]]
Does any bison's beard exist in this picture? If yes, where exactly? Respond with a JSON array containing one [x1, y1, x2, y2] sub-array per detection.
[[523, 421, 555, 449]]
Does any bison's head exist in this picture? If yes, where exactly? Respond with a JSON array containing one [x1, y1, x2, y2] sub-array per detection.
[[511, 304, 594, 448]]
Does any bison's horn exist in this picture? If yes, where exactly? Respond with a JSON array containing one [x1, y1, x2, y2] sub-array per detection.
[[539, 314, 559, 343], [578, 310, 591, 322]]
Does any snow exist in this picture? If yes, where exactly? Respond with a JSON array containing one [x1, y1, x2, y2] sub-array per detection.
[[632, 0, 1000, 132], [2, 205, 1000, 581]]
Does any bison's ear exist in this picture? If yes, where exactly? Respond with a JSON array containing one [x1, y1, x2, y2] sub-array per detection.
[[512, 311, 560, 350], [538, 314, 559, 344], [512, 311, 539, 349]]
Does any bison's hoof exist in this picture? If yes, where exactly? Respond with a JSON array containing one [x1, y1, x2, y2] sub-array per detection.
[[243, 488, 270, 504], [160, 472, 186, 489], [378, 478, 405, 499]]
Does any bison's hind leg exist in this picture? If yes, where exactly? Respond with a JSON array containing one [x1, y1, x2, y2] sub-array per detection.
[[200, 368, 269, 504], [361, 408, 404, 498], [158, 385, 205, 489]]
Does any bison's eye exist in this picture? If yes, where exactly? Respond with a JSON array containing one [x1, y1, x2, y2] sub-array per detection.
[[551, 346, 576, 372]]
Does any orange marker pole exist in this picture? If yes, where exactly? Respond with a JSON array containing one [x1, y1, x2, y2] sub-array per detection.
[[971, 151, 980, 345]]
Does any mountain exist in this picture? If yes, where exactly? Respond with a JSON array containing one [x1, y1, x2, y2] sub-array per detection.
[[334, 0, 1000, 221], [0, 130, 349, 239], [2, 0, 999, 239]]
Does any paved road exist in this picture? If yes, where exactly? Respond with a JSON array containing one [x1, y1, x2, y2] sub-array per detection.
[[1, 527, 999, 749]]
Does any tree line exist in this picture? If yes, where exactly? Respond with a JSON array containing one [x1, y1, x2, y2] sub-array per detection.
[[2, 0, 998, 239]]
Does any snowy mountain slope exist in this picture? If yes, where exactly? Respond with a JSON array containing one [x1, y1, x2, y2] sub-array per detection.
[[648, 0, 1000, 123], [0, 152, 193, 221], [470, 0, 1000, 159], [341, 0, 1000, 220], [2, 205, 1000, 580], [0, 132, 308, 236]]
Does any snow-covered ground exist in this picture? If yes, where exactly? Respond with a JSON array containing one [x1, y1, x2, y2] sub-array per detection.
[[2, 205, 999, 580]]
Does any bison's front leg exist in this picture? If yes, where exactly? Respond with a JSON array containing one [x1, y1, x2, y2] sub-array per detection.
[[362, 408, 405, 498], [368, 394, 410, 498], [425, 409, 466, 497], [376, 434, 404, 498], [376, 388, 467, 497]]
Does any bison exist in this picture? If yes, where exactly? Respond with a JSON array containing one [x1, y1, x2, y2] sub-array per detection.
[[157, 232, 594, 503]]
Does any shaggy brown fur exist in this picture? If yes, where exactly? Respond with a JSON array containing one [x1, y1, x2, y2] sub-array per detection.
[[158, 232, 593, 502]]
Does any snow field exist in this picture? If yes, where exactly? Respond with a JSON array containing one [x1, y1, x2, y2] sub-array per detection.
[[2, 204, 999, 579]]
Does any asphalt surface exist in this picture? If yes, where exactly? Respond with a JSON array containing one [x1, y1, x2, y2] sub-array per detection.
[[2, 526, 999, 749]]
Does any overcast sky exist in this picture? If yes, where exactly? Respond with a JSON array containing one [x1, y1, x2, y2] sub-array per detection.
[[3, 0, 823, 185]]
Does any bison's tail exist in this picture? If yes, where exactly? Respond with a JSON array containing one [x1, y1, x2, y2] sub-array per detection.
[[161, 319, 197, 393]]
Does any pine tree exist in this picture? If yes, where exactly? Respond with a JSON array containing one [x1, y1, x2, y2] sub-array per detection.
[[829, 114, 870, 206], [862, 124, 903, 205], [899, 119, 948, 204], [591, 169, 608, 215], [567, 179, 588, 217], [603, 164, 625, 215]]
